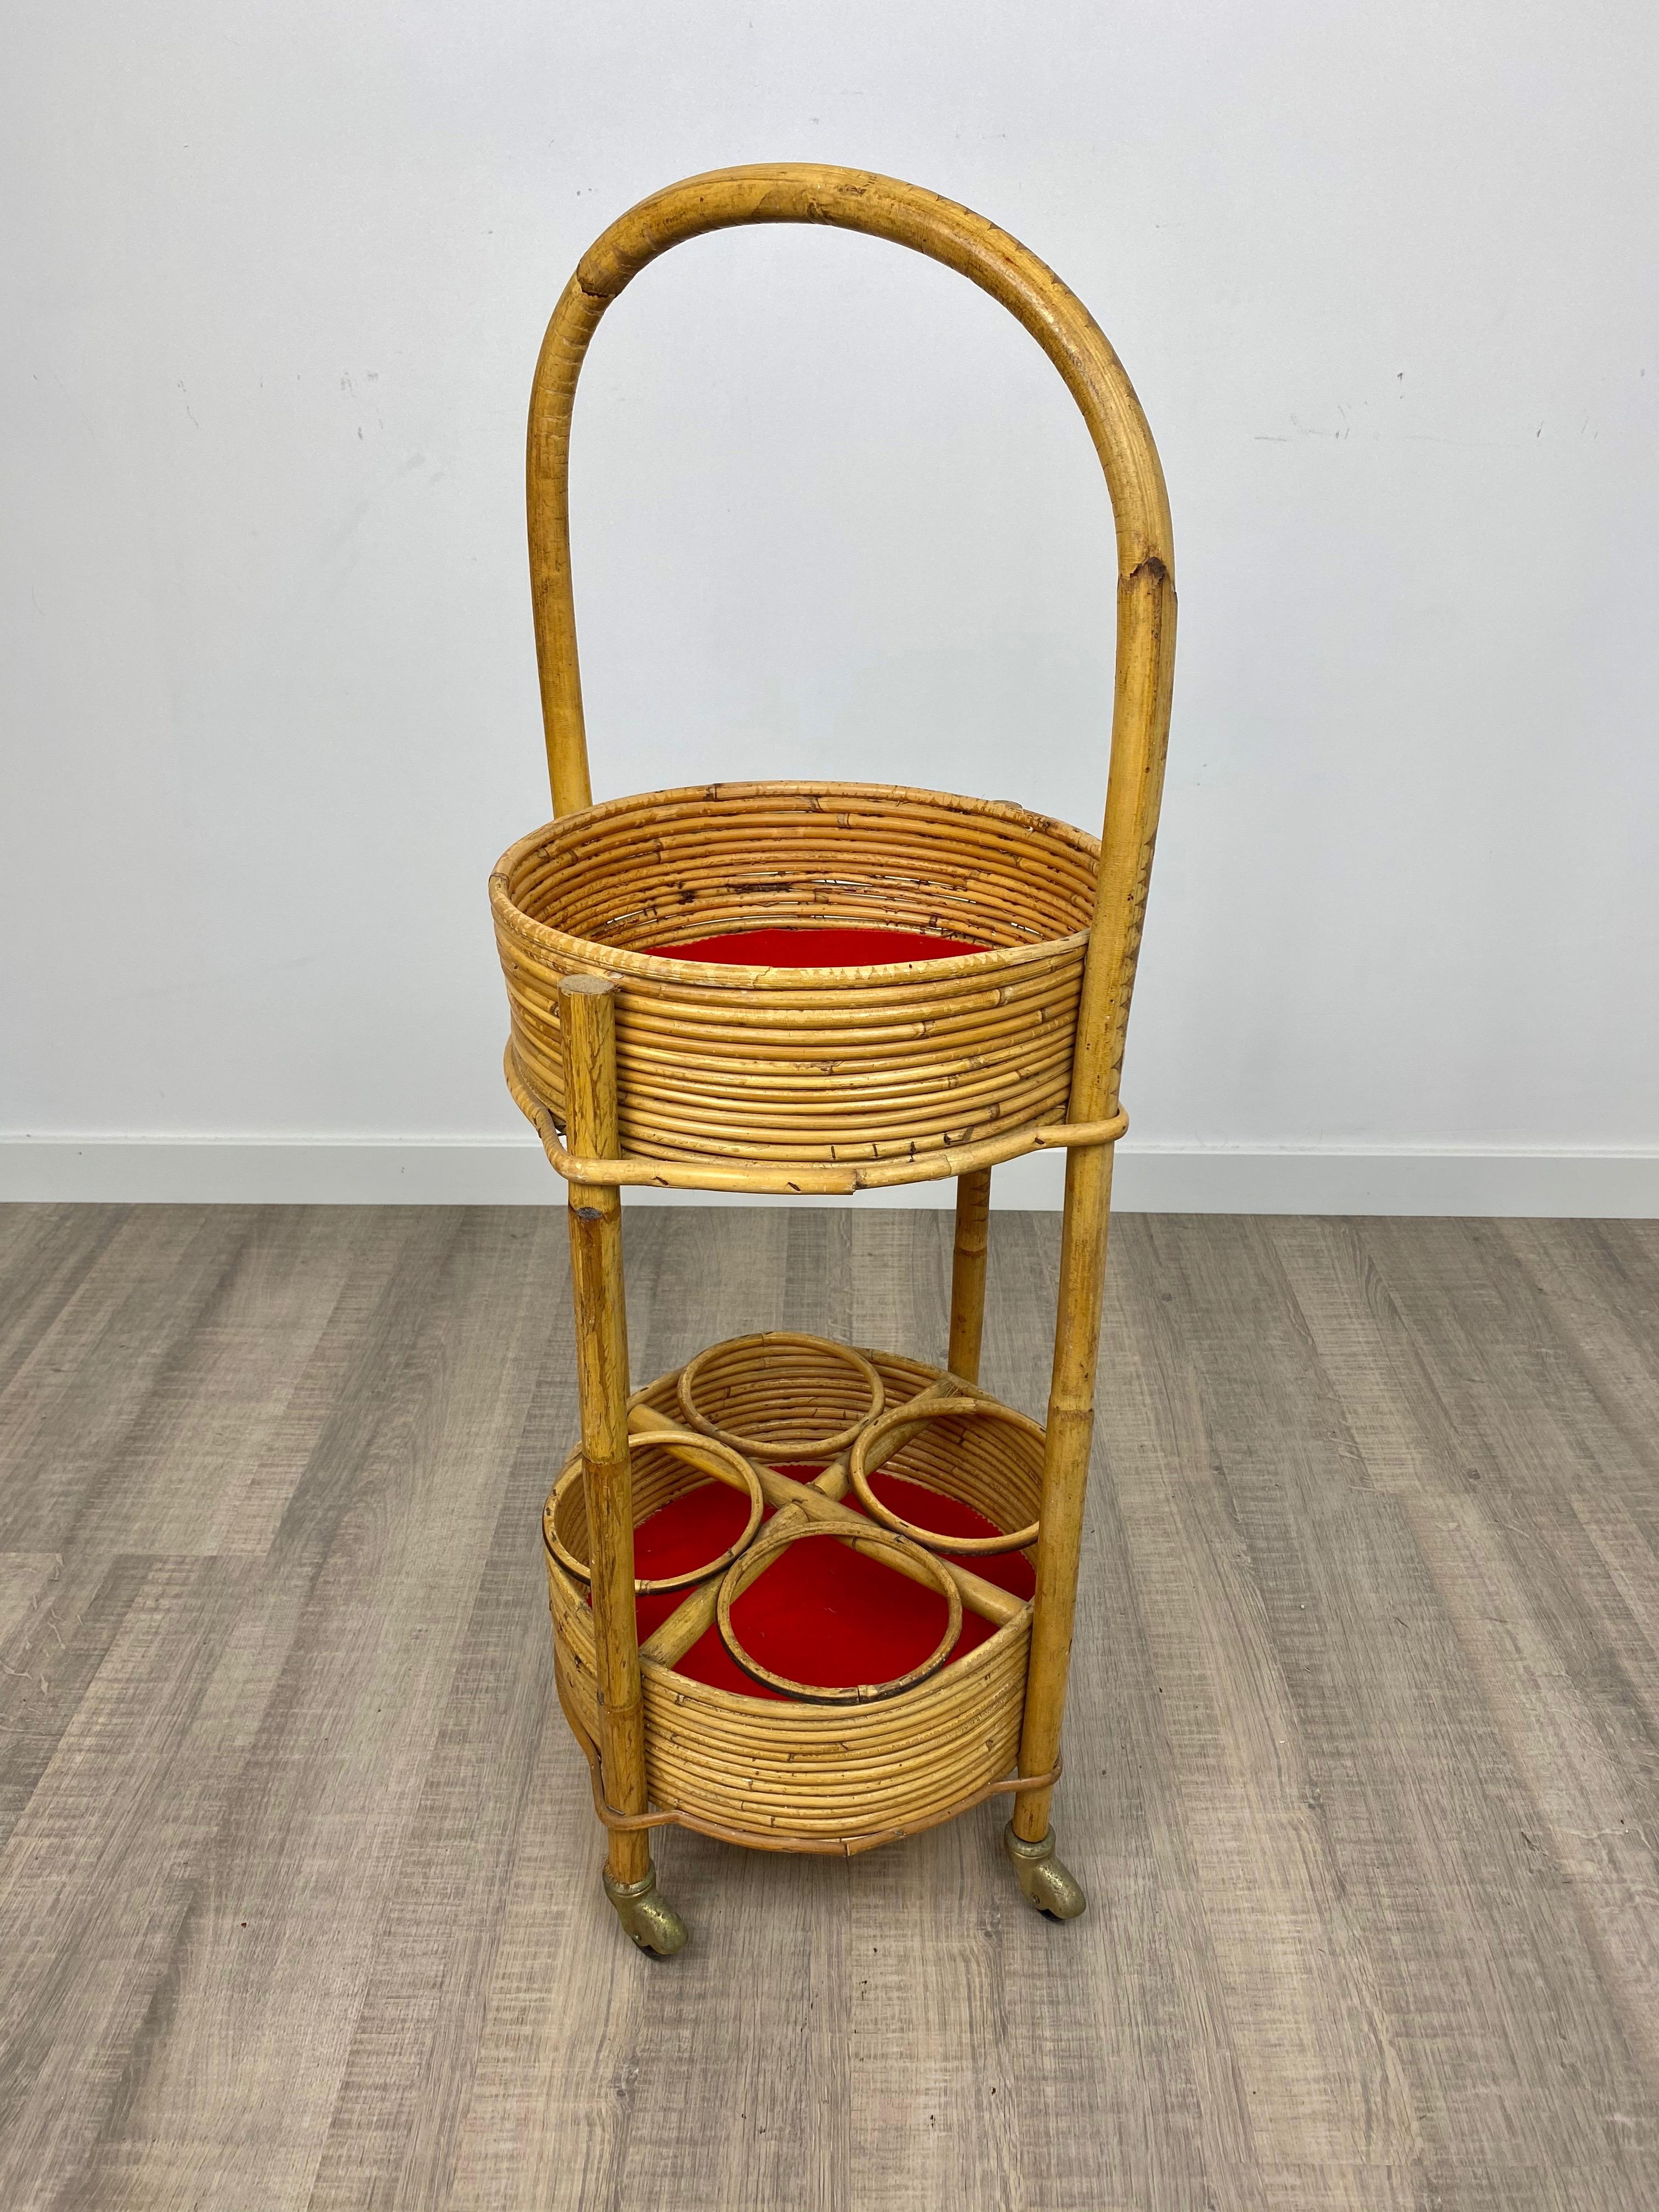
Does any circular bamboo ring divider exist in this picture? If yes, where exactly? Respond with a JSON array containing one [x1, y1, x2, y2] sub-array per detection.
[[714, 1522, 963, 1703], [490, 781, 1098, 1166], [545, 1429, 763, 1594], [848, 1397, 1045, 1555], [679, 1331, 883, 1461]]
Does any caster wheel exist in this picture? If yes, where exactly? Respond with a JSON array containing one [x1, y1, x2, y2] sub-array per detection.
[[603, 1867, 689, 1956], [1003, 1822, 1087, 1920]]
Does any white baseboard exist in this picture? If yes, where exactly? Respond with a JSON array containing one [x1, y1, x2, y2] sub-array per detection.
[[2, 1136, 1655, 1216]]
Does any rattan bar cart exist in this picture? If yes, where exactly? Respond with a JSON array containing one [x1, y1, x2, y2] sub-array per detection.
[[492, 165, 1176, 1953]]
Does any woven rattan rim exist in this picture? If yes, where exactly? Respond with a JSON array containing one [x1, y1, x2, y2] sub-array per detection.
[[490, 781, 1096, 988], [679, 1331, 884, 1461], [848, 1397, 1045, 1556], [714, 1521, 963, 1704], [545, 1428, 763, 1595]]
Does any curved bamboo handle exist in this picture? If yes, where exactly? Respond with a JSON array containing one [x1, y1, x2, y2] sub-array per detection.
[[527, 163, 1176, 1118]]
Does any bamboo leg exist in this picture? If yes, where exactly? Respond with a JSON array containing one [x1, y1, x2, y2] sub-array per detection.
[[1005, 1139, 1115, 1917], [560, 975, 686, 1956], [947, 1167, 992, 1383]]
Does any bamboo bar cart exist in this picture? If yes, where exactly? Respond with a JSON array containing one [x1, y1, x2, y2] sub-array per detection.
[[492, 165, 1176, 1954]]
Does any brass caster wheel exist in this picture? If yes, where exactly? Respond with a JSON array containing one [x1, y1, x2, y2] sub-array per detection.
[[1003, 1823, 1087, 1920], [603, 1866, 689, 1957]]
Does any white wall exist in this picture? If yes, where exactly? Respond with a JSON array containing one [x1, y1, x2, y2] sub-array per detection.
[[4, 1, 1656, 1212]]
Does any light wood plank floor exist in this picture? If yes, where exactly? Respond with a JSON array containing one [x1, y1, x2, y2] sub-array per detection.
[[2, 1204, 1657, 2210]]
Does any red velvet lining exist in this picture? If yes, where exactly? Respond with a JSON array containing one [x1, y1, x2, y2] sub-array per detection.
[[646, 926, 987, 967], [608, 1469, 1036, 1701]]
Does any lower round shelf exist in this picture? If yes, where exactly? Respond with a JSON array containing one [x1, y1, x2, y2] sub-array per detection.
[[545, 1344, 1043, 1852]]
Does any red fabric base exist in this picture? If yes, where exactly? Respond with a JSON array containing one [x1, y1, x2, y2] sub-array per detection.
[[614, 1471, 1036, 1701], [646, 926, 986, 967]]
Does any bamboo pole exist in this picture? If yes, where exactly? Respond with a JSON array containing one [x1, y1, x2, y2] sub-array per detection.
[[947, 1167, 992, 1383], [1011, 1143, 1114, 1847], [1010, 531, 1175, 1858], [559, 975, 652, 1889]]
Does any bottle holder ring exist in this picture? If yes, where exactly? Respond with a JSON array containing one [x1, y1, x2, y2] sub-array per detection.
[[679, 1331, 884, 1462], [715, 1521, 963, 1703], [848, 1398, 1043, 1556], [545, 1429, 764, 1595]]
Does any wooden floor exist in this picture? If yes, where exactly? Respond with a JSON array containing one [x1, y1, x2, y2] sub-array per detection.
[[2, 1204, 1658, 2210]]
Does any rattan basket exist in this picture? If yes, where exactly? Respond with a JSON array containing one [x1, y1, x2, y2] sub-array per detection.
[[493, 782, 1097, 1169], [545, 1344, 1045, 1850]]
